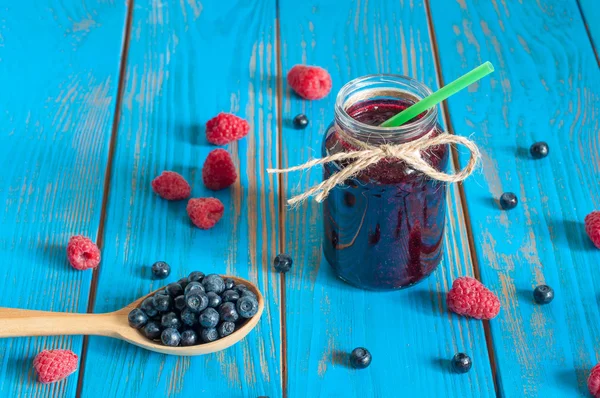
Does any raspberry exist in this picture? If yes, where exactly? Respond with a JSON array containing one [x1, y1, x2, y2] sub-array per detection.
[[202, 149, 237, 190], [287, 65, 332, 100], [67, 235, 101, 270], [151, 171, 191, 201], [585, 211, 600, 249], [33, 349, 78, 384], [589, 363, 600, 397], [206, 113, 250, 145], [187, 198, 224, 229], [447, 277, 500, 320]]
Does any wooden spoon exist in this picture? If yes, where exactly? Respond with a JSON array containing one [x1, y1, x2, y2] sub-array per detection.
[[0, 276, 264, 356]]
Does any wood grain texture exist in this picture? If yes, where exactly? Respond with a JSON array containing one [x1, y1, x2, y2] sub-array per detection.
[[0, 1, 126, 396], [429, 0, 600, 396], [279, 0, 495, 396], [578, 0, 600, 58], [79, 0, 282, 396]]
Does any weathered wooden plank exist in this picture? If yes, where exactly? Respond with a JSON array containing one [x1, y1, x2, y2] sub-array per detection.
[[429, 0, 600, 396], [279, 0, 495, 396], [79, 1, 282, 396], [579, 0, 600, 56], [0, 1, 127, 396]]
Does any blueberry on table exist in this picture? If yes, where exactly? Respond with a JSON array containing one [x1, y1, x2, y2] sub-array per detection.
[[128, 308, 148, 329], [180, 308, 198, 326], [203, 274, 226, 294], [152, 294, 172, 313], [530, 141, 549, 159], [140, 297, 158, 317], [161, 312, 182, 330], [151, 261, 170, 279], [184, 281, 205, 295], [533, 285, 554, 304], [451, 353, 472, 373], [224, 278, 235, 290], [274, 254, 293, 273], [206, 291, 222, 308], [142, 321, 162, 340], [180, 329, 198, 346], [217, 321, 236, 338], [188, 271, 205, 283], [174, 295, 186, 311], [221, 290, 240, 303], [199, 307, 220, 328], [165, 282, 183, 298], [237, 295, 259, 318], [218, 302, 239, 322], [177, 277, 190, 289], [200, 327, 219, 343], [161, 328, 181, 347], [293, 114, 309, 129], [499, 192, 518, 210], [186, 293, 209, 313], [350, 347, 372, 369]]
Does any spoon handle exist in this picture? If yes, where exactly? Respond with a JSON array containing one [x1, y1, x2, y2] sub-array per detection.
[[0, 307, 120, 338]]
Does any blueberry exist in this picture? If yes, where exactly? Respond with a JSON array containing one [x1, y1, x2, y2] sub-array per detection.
[[177, 277, 190, 289], [350, 347, 372, 369], [533, 285, 554, 304], [203, 274, 226, 294], [293, 114, 309, 129], [218, 302, 239, 322], [140, 297, 158, 317], [199, 307, 220, 328], [161, 328, 181, 346], [152, 294, 172, 313], [221, 290, 240, 303], [151, 261, 170, 279], [186, 293, 209, 313], [217, 321, 236, 338], [274, 254, 293, 273], [236, 295, 259, 319], [142, 321, 162, 340], [200, 327, 219, 343], [188, 271, 205, 283], [207, 292, 222, 308], [224, 278, 235, 290], [180, 329, 198, 346], [156, 289, 168, 296], [499, 192, 518, 210], [451, 353, 472, 373], [180, 308, 198, 326], [184, 281, 205, 295], [530, 142, 549, 159], [174, 295, 186, 311], [165, 283, 183, 298], [241, 289, 257, 299], [128, 308, 148, 329], [161, 312, 182, 330], [233, 284, 249, 294]]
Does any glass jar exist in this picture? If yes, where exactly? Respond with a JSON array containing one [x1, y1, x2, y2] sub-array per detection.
[[322, 74, 449, 290]]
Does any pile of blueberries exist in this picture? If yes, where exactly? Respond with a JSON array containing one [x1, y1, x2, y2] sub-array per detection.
[[128, 267, 259, 347]]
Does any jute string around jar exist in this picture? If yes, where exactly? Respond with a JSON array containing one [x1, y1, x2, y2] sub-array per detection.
[[267, 127, 480, 206]]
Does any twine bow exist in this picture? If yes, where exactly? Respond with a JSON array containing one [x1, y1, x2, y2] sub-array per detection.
[[267, 129, 480, 206]]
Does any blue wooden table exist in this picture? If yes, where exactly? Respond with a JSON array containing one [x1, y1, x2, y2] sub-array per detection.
[[0, 0, 598, 396]]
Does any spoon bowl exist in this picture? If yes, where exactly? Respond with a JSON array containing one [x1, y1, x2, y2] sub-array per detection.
[[0, 276, 264, 356]]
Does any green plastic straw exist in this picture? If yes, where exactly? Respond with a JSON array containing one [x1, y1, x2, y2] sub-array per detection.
[[380, 62, 495, 127]]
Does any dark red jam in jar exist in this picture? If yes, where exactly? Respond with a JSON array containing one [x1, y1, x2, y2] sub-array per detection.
[[322, 75, 449, 290]]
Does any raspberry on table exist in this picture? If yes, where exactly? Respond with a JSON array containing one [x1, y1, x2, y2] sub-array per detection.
[[206, 113, 250, 145], [447, 276, 500, 320], [187, 198, 225, 229], [151, 171, 191, 201], [202, 149, 238, 190], [585, 211, 600, 249], [66, 235, 101, 270], [287, 65, 332, 100], [33, 349, 78, 384], [590, 363, 600, 397]]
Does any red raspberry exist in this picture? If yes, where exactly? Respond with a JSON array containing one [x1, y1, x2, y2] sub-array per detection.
[[202, 149, 237, 190], [151, 171, 191, 201], [589, 363, 600, 397], [67, 235, 100, 270], [33, 349, 78, 384], [585, 211, 600, 249], [287, 65, 332, 100], [187, 198, 224, 229], [206, 113, 250, 145], [447, 277, 500, 320]]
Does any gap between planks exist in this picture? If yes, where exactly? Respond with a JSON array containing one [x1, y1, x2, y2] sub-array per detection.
[[74, 1, 135, 396], [575, 0, 600, 65], [423, 0, 500, 396]]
